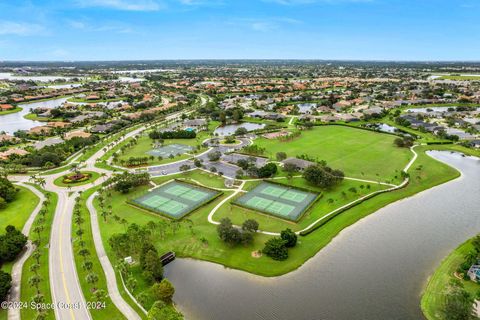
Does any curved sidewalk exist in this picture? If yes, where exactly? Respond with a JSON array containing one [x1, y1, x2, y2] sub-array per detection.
[[86, 192, 142, 320], [7, 183, 45, 320]]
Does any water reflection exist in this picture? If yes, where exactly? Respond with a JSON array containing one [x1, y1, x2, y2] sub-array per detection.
[[165, 151, 480, 320]]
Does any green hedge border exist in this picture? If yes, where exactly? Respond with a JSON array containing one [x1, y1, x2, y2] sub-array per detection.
[[299, 180, 409, 236]]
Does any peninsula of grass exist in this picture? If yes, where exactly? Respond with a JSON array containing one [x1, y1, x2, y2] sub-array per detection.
[[53, 171, 100, 187], [253, 125, 412, 182], [0, 185, 40, 231], [23, 113, 62, 122], [0, 106, 22, 115], [421, 238, 480, 320], [96, 147, 460, 277]]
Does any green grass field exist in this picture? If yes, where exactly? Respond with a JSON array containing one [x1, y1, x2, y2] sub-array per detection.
[[96, 146, 459, 277], [20, 187, 56, 320], [217, 178, 387, 232], [73, 188, 131, 320], [116, 121, 218, 167], [421, 239, 480, 320], [0, 186, 39, 231], [254, 125, 412, 182], [438, 75, 480, 81]]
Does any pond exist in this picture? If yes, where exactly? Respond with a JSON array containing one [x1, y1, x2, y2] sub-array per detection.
[[377, 123, 398, 133], [406, 106, 480, 113], [213, 122, 265, 136], [165, 151, 480, 320], [0, 97, 69, 134], [0, 72, 74, 82]]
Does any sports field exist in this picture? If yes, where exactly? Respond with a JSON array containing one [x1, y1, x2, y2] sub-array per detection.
[[131, 180, 221, 219], [234, 181, 319, 221], [147, 143, 194, 158]]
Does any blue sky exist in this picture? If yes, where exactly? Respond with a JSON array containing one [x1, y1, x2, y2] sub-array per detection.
[[0, 0, 479, 61]]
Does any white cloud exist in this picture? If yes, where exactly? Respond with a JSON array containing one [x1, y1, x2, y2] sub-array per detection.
[[251, 21, 277, 32], [0, 21, 45, 36], [233, 17, 302, 32], [67, 19, 134, 33], [76, 0, 164, 11]]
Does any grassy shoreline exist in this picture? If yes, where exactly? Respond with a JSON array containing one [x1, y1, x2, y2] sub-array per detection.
[[96, 146, 460, 277], [0, 107, 22, 115], [421, 239, 480, 319]]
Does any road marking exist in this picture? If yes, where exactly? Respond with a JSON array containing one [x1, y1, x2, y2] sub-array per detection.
[[58, 193, 76, 320]]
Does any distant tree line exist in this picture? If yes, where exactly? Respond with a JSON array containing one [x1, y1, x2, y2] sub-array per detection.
[[149, 130, 196, 140]]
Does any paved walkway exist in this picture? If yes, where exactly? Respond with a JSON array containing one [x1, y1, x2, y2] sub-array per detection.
[[7, 183, 45, 320], [86, 192, 141, 320]]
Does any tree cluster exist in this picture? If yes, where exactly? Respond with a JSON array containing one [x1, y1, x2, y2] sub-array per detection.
[[0, 225, 27, 263], [262, 229, 297, 261], [236, 159, 277, 178], [303, 164, 344, 189], [394, 136, 414, 148], [0, 177, 18, 207], [149, 130, 196, 140], [217, 218, 258, 247], [111, 172, 150, 193]]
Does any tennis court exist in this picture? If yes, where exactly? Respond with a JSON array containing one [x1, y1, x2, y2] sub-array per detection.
[[234, 181, 319, 221], [147, 143, 194, 158], [131, 180, 221, 219]]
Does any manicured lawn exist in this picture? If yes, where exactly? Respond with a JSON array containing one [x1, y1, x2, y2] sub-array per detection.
[[151, 169, 228, 189], [53, 171, 100, 187], [0, 185, 39, 231], [254, 125, 412, 182], [438, 75, 480, 80], [216, 178, 388, 232], [115, 121, 219, 168], [421, 239, 480, 320], [20, 186, 56, 320], [115, 134, 197, 167], [73, 188, 130, 320], [0, 107, 22, 115], [97, 147, 460, 277]]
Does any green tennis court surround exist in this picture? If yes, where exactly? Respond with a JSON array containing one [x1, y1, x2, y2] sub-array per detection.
[[147, 143, 194, 158], [130, 180, 222, 219], [233, 181, 320, 221]]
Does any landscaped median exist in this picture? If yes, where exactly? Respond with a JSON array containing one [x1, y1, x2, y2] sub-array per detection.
[[72, 187, 134, 320], [53, 171, 100, 187]]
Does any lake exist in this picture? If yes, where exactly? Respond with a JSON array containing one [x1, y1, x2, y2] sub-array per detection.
[[213, 122, 265, 136], [0, 97, 68, 134], [0, 72, 74, 82], [406, 106, 480, 113], [165, 151, 480, 320]]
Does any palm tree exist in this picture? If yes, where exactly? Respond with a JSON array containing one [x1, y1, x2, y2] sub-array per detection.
[[37, 178, 46, 189], [28, 275, 42, 295]]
